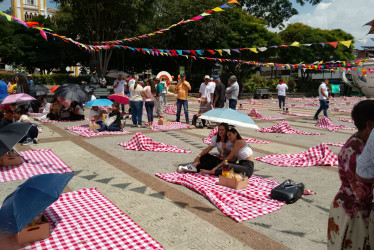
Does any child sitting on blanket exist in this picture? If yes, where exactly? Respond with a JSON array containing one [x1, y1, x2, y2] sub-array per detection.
[[89, 106, 106, 131], [190, 96, 211, 129]]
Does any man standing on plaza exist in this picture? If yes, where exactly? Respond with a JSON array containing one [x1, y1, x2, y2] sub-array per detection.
[[199, 75, 214, 105], [276, 80, 288, 111], [175, 73, 191, 123], [314, 79, 330, 119], [113, 74, 127, 113], [154, 78, 163, 118], [213, 75, 225, 108], [225, 75, 239, 110]]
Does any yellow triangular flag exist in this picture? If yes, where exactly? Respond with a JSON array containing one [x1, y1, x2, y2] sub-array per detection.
[[212, 7, 224, 12], [216, 49, 223, 56], [290, 42, 300, 47], [340, 40, 352, 48], [249, 48, 258, 53]]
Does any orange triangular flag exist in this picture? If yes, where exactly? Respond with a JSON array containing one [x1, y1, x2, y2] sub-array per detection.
[[227, 0, 240, 4], [326, 42, 338, 48]]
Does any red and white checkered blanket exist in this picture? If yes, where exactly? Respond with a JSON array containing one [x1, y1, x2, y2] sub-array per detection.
[[338, 118, 354, 123], [35, 117, 89, 123], [119, 132, 192, 153], [0, 149, 74, 183], [255, 143, 343, 167], [155, 172, 315, 222], [163, 105, 177, 115], [23, 188, 163, 250], [248, 109, 284, 120], [259, 121, 323, 135], [315, 117, 355, 132], [149, 121, 190, 131], [203, 127, 271, 144], [280, 112, 313, 117], [65, 125, 131, 137], [331, 108, 352, 113]]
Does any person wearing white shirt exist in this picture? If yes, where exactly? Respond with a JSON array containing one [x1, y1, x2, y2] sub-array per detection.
[[314, 79, 330, 119], [199, 75, 214, 104], [276, 81, 288, 110], [113, 74, 127, 113]]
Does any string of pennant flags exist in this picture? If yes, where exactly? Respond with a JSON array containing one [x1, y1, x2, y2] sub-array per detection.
[[1, 3, 373, 75], [96, 0, 241, 44]]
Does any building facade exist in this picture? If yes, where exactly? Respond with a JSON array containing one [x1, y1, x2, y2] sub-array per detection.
[[11, 0, 55, 21]]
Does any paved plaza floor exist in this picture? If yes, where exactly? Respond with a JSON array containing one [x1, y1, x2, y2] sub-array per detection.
[[2, 95, 359, 249]]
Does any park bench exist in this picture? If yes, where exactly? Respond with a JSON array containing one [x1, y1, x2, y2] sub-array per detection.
[[254, 88, 270, 99], [92, 88, 114, 98]]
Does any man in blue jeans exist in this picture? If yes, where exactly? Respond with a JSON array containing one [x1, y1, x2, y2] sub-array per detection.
[[314, 79, 330, 119], [175, 74, 191, 123]]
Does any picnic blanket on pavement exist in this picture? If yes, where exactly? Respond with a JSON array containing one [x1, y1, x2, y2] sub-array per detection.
[[149, 121, 190, 131], [203, 127, 271, 144], [280, 112, 313, 117], [248, 109, 284, 120], [23, 188, 163, 250], [338, 118, 354, 123], [255, 143, 344, 167], [316, 117, 355, 132], [35, 117, 89, 123], [163, 105, 177, 115], [155, 172, 315, 222], [119, 132, 192, 153], [258, 120, 323, 135], [0, 149, 74, 183], [65, 125, 131, 137]]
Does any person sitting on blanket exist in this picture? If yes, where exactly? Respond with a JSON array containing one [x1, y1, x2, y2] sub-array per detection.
[[92, 103, 125, 132], [89, 106, 106, 131], [14, 107, 39, 145], [47, 97, 63, 120], [178, 123, 234, 172], [190, 96, 211, 129], [190, 127, 254, 177], [68, 101, 85, 121]]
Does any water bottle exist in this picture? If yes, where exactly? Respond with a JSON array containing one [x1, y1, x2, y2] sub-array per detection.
[[222, 160, 230, 178]]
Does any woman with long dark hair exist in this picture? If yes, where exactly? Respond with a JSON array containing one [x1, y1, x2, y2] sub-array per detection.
[[178, 123, 234, 172], [327, 100, 374, 249], [142, 79, 156, 126], [129, 79, 144, 127], [15, 75, 30, 94], [198, 127, 254, 177]]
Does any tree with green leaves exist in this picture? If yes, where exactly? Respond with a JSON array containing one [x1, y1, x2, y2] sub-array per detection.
[[239, 0, 321, 28], [52, 0, 156, 75], [279, 23, 354, 82]]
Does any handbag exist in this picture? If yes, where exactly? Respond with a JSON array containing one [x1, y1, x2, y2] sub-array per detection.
[[270, 179, 305, 204], [103, 115, 116, 127]]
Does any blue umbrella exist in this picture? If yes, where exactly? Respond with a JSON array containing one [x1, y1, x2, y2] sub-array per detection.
[[85, 98, 113, 107], [199, 108, 259, 129], [0, 173, 74, 234]]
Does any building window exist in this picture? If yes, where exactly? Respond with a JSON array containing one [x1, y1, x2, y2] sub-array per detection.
[[26, 0, 35, 5]]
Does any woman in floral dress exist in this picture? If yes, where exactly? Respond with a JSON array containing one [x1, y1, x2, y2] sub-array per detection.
[[328, 100, 374, 249]]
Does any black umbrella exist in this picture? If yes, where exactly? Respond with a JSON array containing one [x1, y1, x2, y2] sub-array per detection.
[[0, 123, 32, 158], [30, 85, 50, 97], [54, 83, 90, 102]]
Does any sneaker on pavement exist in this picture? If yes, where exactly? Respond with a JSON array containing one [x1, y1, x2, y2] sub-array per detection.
[[177, 163, 197, 173], [120, 120, 126, 131], [22, 138, 33, 146], [313, 116, 318, 120], [33, 138, 38, 144]]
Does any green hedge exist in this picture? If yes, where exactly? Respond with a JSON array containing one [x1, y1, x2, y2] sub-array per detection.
[[242, 74, 297, 93], [0, 73, 115, 86]]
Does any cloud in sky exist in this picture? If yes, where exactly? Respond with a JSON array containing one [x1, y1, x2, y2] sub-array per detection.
[[289, 0, 374, 41]]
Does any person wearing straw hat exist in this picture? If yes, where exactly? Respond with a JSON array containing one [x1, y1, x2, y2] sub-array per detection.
[[199, 75, 214, 105]]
